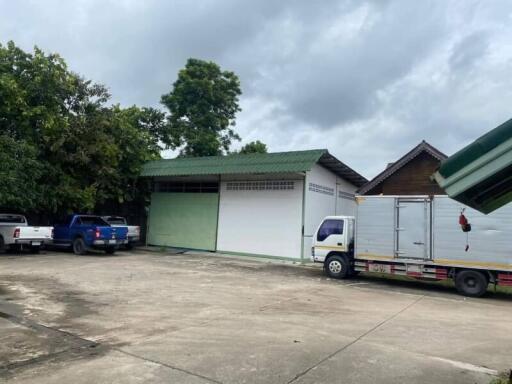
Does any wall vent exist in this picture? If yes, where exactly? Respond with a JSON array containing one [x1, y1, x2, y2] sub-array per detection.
[[309, 182, 334, 196], [226, 180, 295, 191]]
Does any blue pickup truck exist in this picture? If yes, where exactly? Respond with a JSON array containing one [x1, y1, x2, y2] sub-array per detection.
[[53, 215, 128, 255]]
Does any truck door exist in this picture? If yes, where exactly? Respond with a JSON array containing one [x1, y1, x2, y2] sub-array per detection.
[[395, 198, 431, 260], [313, 219, 346, 262]]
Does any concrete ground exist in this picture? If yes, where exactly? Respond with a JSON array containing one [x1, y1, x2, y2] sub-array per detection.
[[0, 249, 511, 384]]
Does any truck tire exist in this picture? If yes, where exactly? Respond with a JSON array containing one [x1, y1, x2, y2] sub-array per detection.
[[324, 255, 350, 279], [0, 236, 5, 254], [72, 238, 87, 255], [105, 247, 116, 255], [454, 270, 488, 297]]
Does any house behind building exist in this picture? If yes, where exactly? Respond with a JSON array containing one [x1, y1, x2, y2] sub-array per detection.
[[358, 141, 447, 196]]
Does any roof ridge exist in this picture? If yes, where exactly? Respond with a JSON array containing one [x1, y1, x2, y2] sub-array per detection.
[[357, 140, 447, 194], [152, 148, 328, 163]]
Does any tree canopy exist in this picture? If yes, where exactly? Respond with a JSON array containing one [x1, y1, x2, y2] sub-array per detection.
[[238, 140, 268, 154], [0, 42, 269, 217], [161, 58, 242, 157], [0, 41, 168, 214]]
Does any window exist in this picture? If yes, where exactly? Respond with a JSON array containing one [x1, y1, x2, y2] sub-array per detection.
[[105, 217, 126, 225], [157, 182, 219, 193], [77, 216, 109, 226], [317, 219, 344, 241], [0, 215, 26, 224]]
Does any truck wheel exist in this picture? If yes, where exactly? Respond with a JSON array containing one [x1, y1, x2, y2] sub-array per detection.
[[0, 236, 5, 254], [454, 270, 488, 297], [105, 247, 116, 255], [324, 255, 350, 279], [73, 238, 87, 255]]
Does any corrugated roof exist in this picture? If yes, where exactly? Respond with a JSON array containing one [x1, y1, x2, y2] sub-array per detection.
[[142, 149, 368, 187], [433, 119, 512, 214], [438, 118, 512, 178]]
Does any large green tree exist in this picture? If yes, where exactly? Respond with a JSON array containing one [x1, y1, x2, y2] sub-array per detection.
[[161, 58, 242, 157], [0, 41, 168, 214]]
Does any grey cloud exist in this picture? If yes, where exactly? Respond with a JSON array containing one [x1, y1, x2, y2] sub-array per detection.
[[1, 0, 512, 178]]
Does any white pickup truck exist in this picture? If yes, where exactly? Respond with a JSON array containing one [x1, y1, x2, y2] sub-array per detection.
[[0, 214, 53, 253], [102, 216, 140, 249]]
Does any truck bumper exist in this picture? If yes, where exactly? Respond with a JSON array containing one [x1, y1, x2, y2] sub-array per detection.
[[128, 235, 140, 243], [92, 239, 128, 247], [14, 239, 52, 247]]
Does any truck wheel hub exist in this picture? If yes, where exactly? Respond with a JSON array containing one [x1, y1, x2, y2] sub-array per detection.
[[329, 260, 342, 273]]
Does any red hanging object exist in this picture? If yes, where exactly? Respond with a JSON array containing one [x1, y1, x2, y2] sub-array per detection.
[[459, 212, 468, 227], [459, 208, 471, 252]]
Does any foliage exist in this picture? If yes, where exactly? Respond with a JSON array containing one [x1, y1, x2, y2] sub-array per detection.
[[161, 58, 242, 157], [238, 140, 268, 154], [0, 135, 43, 211], [0, 41, 168, 214]]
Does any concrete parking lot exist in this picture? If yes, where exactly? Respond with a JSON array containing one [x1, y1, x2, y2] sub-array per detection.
[[0, 249, 511, 384]]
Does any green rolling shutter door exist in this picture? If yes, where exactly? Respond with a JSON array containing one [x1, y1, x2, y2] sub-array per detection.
[[147, 192, 219, 251]]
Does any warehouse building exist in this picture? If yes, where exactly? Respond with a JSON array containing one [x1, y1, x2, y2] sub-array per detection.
[[141, 149, 367, 261]]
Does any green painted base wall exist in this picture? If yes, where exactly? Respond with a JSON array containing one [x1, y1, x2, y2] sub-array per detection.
[[147, 192, 219, 251]]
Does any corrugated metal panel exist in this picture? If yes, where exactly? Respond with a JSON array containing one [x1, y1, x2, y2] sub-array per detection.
[[433, 119, 512, 214], [438, 119, 512, 178], [142, 149, 368, 187], [142, 149, 325, 177]]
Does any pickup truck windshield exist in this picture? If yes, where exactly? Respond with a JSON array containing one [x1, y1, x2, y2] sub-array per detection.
[[0, 215, 26, 224], [77, 216, 109, 226]]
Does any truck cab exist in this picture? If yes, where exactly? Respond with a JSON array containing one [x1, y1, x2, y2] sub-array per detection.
[[312, 216, 356, 278]]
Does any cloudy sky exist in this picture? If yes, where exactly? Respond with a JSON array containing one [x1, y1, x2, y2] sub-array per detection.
[[2, 0, 512, 178]]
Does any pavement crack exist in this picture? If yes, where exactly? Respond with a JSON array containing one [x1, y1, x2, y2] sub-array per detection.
[[115, 348, 224, 384], [286, 295, 425, 384]]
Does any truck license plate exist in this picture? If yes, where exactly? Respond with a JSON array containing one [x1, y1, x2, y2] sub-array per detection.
[[108, 240, 116, 245], [31, 241, 41, 246], [368, 263, 391, 273]]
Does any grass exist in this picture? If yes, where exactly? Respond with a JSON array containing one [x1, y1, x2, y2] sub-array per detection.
[[490, 371, 512, 384]]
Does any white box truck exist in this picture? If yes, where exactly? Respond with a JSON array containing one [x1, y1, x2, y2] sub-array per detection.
[[311, 195, 512, 297]]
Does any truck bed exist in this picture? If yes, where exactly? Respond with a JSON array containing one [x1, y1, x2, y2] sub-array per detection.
[[355, 195, 512, 272]]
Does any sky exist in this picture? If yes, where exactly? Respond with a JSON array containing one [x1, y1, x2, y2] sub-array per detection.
[[1, 0, 512, 179]]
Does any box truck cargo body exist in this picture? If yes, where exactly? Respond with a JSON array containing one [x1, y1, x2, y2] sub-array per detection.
[[312, 195, 512, 297]]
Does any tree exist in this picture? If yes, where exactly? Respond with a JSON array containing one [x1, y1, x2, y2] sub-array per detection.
[[0, 135, 43, 211], [238, 140, 268, 154], [0, 41, 168, 215], [161, 58, 242, 157]]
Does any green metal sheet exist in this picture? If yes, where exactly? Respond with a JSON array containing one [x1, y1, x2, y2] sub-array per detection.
[[142, 150, 326, 177], [433, 119, 512, 214], [147, 193, 219, 251], [438, 119, 512, 178], [142, 149, 368, 187]]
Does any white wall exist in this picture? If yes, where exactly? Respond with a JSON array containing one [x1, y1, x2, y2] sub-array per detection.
[[303, 164, 358, 257], [336, 176, 357, 217], [216, 177, 304, 259]]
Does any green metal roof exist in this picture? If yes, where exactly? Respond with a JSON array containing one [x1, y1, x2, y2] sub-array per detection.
[[142, 149, 368, 187], [433, 118, 512, 214], [438, 119, 512, 178]]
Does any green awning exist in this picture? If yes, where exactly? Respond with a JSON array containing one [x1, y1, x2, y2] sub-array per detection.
[[433, 119, 512, 214]]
